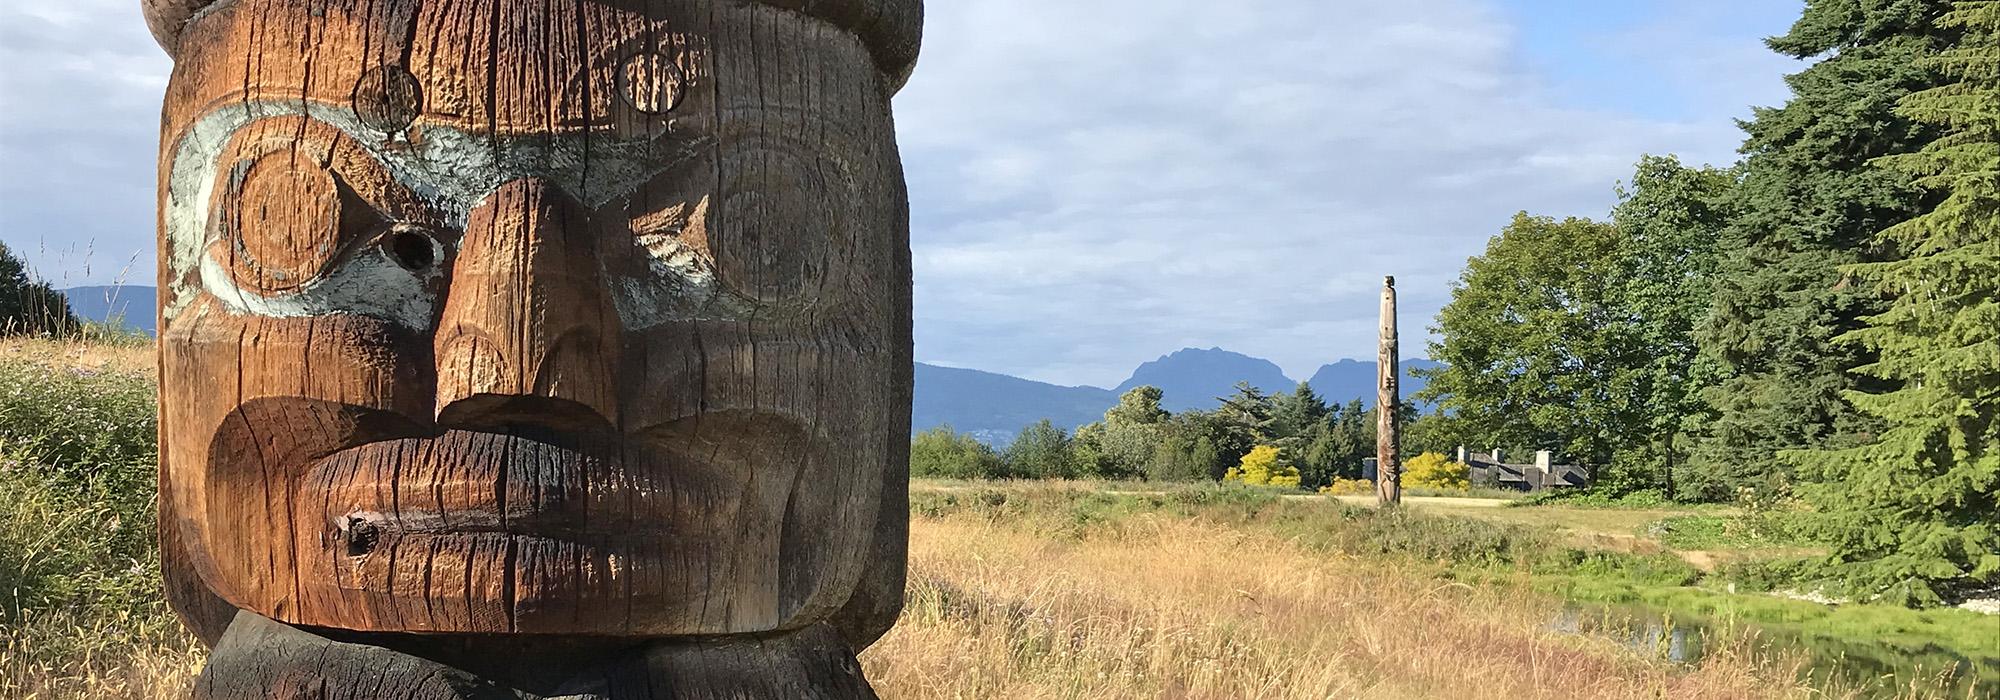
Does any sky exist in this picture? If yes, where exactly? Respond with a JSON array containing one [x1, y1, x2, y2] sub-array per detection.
[[0, 0, 1804, 389]]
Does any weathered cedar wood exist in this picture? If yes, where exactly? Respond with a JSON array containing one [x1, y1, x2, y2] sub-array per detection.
[[145, 0, 921, 696], [1377, 276, 1402, 506]]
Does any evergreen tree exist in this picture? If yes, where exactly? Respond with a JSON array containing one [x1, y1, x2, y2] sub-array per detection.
[[1696, 0, 1955, 493], [1296, 399, 1375, 487], [1214, 383, 1277, 448], [0, 242, 77, 336], [1270, 382, 1331, 442], [1806, 0, 2000, 606]]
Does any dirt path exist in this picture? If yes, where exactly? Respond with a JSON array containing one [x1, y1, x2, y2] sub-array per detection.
[[1325, 494, 1512, 508]]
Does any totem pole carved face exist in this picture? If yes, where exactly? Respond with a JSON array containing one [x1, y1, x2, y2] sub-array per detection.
[[150, 0, 917, 643]]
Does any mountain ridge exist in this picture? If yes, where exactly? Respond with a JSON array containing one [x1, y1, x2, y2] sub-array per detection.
[[61, 285, 156, 333]]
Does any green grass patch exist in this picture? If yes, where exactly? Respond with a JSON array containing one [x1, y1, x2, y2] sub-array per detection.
[[0, 346, 190, 696]]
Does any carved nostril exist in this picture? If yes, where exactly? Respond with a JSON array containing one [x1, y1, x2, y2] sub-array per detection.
[[383, 227, 438, 272]]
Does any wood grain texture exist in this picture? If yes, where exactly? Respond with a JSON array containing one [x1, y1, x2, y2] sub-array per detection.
[[143, 0, 920, 87], [152, 0, 919, 695]]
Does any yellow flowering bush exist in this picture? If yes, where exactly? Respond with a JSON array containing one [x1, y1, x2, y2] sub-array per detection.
[[1318, 478, 1374, 496], [1224, 445, 1302, 489], [1403, 452, 1470, 490]]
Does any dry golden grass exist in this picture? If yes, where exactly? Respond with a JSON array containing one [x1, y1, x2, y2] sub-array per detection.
[[863, 513, 1815, 700], [0, 334, 154, 376], [0, 616, 204, 699]]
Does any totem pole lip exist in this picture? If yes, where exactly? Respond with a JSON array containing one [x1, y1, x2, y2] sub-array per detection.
[[301, 431, 671, 548], [142, 0, 925, 90], [289, 420, 820, 537]]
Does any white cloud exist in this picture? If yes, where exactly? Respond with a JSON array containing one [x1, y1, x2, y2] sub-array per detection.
[[896, 0, 1790, 387]]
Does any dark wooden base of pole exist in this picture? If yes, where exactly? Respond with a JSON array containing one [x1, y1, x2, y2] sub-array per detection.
[[194, 613, 877, 699]]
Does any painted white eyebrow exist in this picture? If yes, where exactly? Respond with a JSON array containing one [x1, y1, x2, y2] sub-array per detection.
[[164, 100, 710, 326]]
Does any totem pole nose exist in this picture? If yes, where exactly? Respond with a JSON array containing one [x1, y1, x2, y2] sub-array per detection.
[[434, 177, 622, 432]]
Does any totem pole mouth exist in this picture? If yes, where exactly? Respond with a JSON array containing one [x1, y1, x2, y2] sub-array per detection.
[[292, 410, 815, 549], [300, 431, 663, 550], [182, 391, 863, 636]]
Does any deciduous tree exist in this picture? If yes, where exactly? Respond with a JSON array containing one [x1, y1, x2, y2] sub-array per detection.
[[1419, 213, 1644, 474], [1612, 156, 1738, 498], [1004, 419, 1081, 480]]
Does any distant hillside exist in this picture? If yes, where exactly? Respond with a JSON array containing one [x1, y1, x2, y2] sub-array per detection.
[[914, 363, 1116, 445], [61, 286, 155, 333], [1305, 358, 1441, 408], [1115, 347, 1295, 412]]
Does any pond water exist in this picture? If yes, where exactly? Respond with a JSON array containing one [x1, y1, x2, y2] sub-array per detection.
[[1549, 604, 1997, 698]]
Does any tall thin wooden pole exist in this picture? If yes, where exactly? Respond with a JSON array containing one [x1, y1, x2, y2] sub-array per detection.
[[1377, 276, 1403, 506]]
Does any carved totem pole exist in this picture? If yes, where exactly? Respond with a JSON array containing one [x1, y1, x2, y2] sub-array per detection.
[[143, 0, 920, 697]]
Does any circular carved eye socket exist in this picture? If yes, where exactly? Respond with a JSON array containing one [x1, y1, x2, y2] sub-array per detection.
[[621, 52, 686, 115], [217, 152, 348, 294], [712, 140, 855, 305]]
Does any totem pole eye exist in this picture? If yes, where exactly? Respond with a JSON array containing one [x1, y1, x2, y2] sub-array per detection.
[[711, 138, 857, 305], [213, 151, 369, 295]]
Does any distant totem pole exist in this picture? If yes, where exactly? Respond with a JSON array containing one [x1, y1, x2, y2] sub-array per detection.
[[1377, 276, 1401, 506], [143, 0, 920, 697]]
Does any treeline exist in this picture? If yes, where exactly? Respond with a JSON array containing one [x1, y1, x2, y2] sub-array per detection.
[[912, 383, 1436, 488], [1420, 1, 1997, 606]]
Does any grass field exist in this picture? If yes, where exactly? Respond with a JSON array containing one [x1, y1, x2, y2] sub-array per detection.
[[867, 490, 1804, 699], [1, 337, 1990, 699]]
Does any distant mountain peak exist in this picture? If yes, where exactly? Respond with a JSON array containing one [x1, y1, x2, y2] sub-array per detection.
[[1115, 346, 1296, 412]]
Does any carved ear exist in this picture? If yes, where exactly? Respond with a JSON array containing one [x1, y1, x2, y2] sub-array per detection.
[[142, 0, 224, 55]]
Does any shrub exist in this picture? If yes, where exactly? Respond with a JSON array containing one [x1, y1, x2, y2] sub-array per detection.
[[1319, 478, 1374, 496], [1224, 445, 1301, 489], [1002, 420, 1079, 479], [1403, 452, 1469, 490], [1515, 488, 1671, 509], [910, 426, 1009, 479]]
